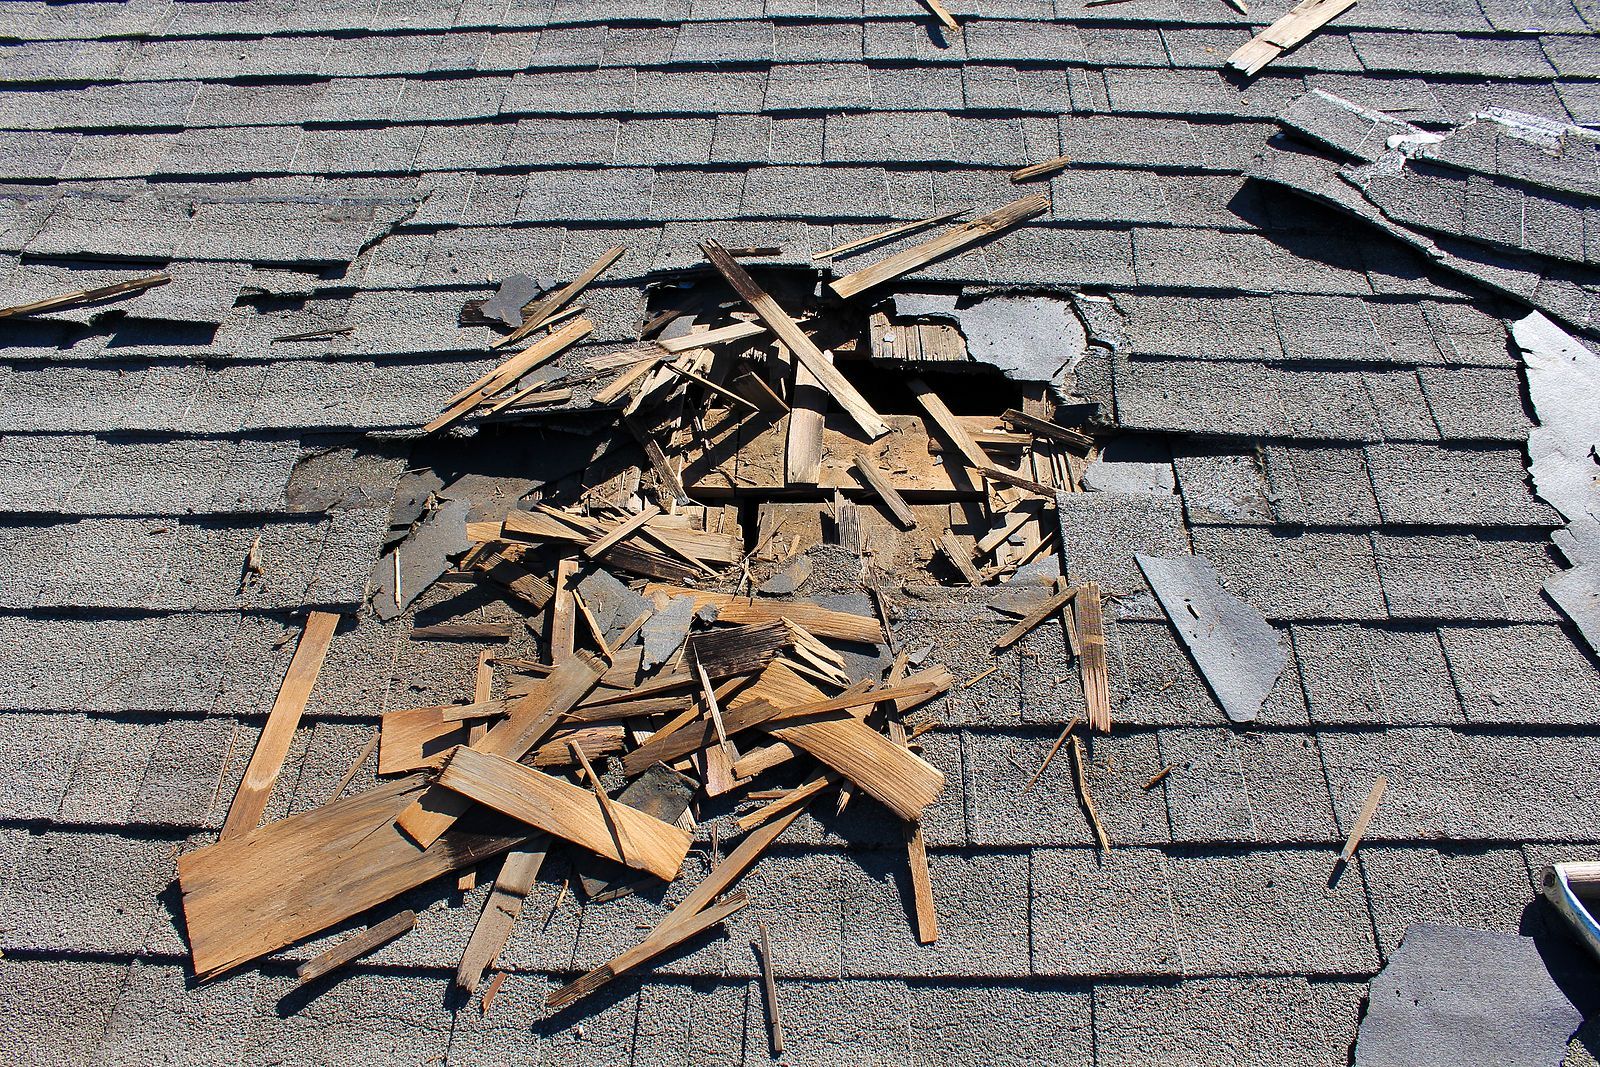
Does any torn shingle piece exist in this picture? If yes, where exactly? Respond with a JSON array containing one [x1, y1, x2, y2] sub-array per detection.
[[1278, 87, 1426, 163], [1134, 552, 1289, 725], [1353, 924, 1583, 1067]]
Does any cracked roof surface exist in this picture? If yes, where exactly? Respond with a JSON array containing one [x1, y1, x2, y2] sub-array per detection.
[[2, 0, 1600, 1064]]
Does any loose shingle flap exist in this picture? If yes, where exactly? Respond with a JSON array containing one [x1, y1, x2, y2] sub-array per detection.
[[1509, 311, 1600, 655], [1354, 924, 1583, 1067], [1258, 92, 1600, 341], [1134, 552, 1287, 724]]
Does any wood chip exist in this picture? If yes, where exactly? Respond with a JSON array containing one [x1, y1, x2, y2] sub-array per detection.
[[548, 793, 814, 1009], [1010, 155, 1073, 183], [1337, 776, 1387, 865], [757, 921, 786, 1055], [1069, 735, 1110, 853], [1227, 0, 1356, 75], [427, 317, 593, 434]]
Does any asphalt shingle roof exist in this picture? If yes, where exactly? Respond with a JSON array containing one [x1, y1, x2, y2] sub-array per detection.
[[2, 0, 1599, 1063]]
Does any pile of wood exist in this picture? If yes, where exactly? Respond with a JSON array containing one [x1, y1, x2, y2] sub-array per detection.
[[180, 198, 1117, 1040]]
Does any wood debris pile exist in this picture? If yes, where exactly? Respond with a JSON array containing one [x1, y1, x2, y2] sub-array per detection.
[[178, 197, 1122, 1039]]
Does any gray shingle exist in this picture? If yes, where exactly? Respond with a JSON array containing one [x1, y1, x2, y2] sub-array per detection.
[[1032, 847, 1185, 976], [843, 850, 1031, 977], [1366, 442, 1562, 526], [1261, 445, 1382, 526], [1292, 623, 1464, 725], [1438, 622, 1600, 724], [909, 981, 1094, 1067], [1372, 531, 1560, 622], [1158, 729, 1339, 844], [1188, 526, 1388, 621], [1360, 846, 1535, 958], [1094, 978, 1365, 1067], [1055, 492, 1190, 619]]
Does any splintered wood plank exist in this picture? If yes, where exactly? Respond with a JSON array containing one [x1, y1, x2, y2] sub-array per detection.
[[549, 794, 814, 1009], [1001, 408, 1093, 454], [664, 360, 762, 415], [550, 557, 578, 664], [0, 272, 170, 319], [594, 356, 658, 406], [547, 892, 749, 1010], [975, 507, 1034, 557], [395, 654, 604, 848], [297, 910, 416, 986], [1075, 582, 1112, 734], [437, 747, 691, 881], [178, 775, 525, 980], [829, 195, 1050, 300], [220, 611, 340, 841], [472, 545, 557, 609], [919, 0, 959, 32], [701, 239, 890, 440], [495, 246, 624, 349], [1227, 0, 1356, 74], [641, 585, 882, 644], [786, 349, 828, 486], [690, 413, 978, 498], [764, 704, 945, 822], [886, 708, 938, 944], [851, 459, 917, 529], [1010, 155, 1073, 183], [457, 840, 549, 992], [427, 317, 592, 435], [938, 532, 983, 585], [993, 585, 1079, 652], [657, 319, 768, 353], [908, 377, 1019, 508]]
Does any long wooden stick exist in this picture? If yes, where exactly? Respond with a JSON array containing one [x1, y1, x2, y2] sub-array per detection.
[[546, 892, 748, 1009], [548, 797, 814, 1009], [758, 921, 786, 1054], [1070, 736, 1110, 852], [495, 246, 624, 349], [993, 585, 1079, 651], [0, 272, 170, 319], [1022, 714, 1081, 793], [813, 211, 966, 261], [296, 910, 415, 985], [570, 740, 633, 868], [221, 611, 340, 840], [829, 195, 1049, 300]]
